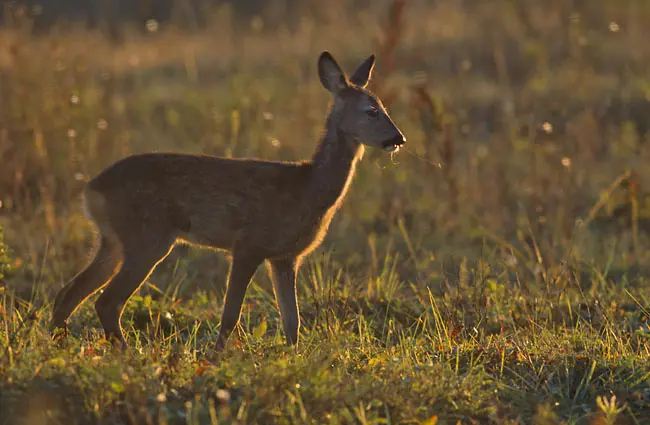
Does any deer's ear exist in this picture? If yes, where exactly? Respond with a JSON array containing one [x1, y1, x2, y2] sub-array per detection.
[[349, 54, 375, 88], [318, 51, 349, 94]]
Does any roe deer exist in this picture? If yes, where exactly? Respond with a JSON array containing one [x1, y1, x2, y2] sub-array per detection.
[[51, 51, 406, 350]]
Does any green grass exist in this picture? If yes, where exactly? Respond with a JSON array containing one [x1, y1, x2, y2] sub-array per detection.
[[2, 250, 649, 424], [2, 0, 650, 423]]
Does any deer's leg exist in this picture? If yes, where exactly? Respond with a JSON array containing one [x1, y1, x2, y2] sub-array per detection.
[[268, 257, 301, 346], [51, 234, 121, 336], [94, 233, 174, 348], [215, 252, 262, 350]]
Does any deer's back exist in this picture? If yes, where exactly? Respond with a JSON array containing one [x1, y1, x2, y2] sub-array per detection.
[[87, 153, 333, 257]]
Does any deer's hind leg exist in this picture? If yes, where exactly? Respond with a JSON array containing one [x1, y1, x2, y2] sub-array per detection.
[[94, 229, 176, 347], [51, 233, 121, 336]]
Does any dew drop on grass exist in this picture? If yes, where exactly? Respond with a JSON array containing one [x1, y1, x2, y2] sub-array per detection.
[[146, 19, 159, 32], [216, 389, 230, 403]]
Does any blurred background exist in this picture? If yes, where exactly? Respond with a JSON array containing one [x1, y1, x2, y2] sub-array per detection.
[[1, 0, 650, 297]]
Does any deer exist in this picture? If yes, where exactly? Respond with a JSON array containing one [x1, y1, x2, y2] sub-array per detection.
[[50, 51, 406, 351]]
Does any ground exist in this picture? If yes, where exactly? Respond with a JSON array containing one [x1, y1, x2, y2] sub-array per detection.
[[1, 1, 650, 424]]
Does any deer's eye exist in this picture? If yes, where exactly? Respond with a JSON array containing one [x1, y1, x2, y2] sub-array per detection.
[[366, 107, 379, 118]]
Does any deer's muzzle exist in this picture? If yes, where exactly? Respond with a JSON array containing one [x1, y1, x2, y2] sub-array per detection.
[[382, 135, 406, 152]]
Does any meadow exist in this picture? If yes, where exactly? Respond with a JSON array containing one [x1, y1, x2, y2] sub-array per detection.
[[1, 0, 650, 423]]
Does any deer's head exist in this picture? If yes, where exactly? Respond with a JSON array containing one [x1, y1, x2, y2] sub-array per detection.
[[318, 51, 405, 152]]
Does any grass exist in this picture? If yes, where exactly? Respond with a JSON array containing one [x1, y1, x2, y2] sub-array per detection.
[[1, 0, 650, 423]]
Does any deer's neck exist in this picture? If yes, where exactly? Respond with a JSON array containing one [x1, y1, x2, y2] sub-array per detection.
[[308, 116, 364, 212]]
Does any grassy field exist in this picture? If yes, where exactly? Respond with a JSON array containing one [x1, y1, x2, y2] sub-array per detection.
[[1, 0, 650, 423]]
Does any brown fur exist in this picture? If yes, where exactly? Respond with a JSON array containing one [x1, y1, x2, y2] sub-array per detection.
[[50, 51, 406, 350]]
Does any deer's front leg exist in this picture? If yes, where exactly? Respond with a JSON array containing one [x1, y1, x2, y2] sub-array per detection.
[[268, 257, 301, 346], [215, 252, 262, 351]]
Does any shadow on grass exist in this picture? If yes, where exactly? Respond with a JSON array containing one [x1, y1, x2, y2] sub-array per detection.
[[1, 374, 241, 425], [1, 376, 92, 425]]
